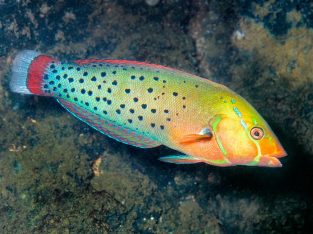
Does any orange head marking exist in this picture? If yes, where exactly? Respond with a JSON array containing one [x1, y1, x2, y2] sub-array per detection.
[[210, 96, 287, 167]]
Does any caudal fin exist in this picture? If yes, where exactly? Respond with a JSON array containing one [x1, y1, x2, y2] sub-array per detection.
[[10, 50, 56, 95]]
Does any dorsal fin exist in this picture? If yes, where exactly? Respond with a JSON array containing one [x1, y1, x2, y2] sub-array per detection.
[[73, 59, 200, 79], [57, 99, 161, 148]]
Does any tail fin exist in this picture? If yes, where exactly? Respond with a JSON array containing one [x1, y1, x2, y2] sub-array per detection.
[[10, 50, 56, 95]]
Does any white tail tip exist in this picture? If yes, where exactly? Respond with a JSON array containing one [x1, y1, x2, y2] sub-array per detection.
[[10, 50, 41, 94]]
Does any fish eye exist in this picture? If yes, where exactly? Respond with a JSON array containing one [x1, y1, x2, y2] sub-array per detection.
[[250, 127, 264, 140]]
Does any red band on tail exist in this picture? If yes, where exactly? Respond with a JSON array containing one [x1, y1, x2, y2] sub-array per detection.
[[27, 55, 55, 95]]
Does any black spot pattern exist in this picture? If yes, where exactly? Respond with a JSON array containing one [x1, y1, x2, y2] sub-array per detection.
[[45, 62, 195, 140]]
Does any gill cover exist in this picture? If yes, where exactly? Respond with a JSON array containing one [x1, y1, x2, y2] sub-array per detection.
[[208, 114, 259, 165]]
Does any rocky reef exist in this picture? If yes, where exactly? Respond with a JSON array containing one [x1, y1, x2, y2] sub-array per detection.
[[0, 0, 312, 233]]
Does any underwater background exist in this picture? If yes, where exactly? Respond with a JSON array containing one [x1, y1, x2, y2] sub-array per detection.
[[0, 0, 312, 233]]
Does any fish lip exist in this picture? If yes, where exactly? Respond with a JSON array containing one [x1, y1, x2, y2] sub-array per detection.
[[272, 145, 287, 158], [271, 157, 282, 167], [264, 150, 287, 159]]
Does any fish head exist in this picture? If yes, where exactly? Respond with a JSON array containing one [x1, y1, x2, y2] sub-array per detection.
[[209, 96, 287, 167]]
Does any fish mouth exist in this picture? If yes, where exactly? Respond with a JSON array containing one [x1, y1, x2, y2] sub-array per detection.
[[267, 156, 283, 167], [258, 144, 287, 167], [262, 145, 287, 167]]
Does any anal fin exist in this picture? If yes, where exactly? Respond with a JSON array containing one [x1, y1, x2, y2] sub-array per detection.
[[57, 99, 161, 148]]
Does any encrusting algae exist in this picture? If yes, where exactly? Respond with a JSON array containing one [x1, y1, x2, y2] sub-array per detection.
[[0, 0, 312, 233], [233, 18, 313, 89]]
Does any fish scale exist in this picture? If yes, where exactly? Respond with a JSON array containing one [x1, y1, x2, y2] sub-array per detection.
[[44, 61, 203, 144], [10, 50, 287, 167]]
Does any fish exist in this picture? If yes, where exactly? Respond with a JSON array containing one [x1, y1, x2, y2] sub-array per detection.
[[10, 50, 287, 167]]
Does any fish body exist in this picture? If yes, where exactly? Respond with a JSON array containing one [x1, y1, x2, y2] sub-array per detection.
[[10, 50, 286, 167]]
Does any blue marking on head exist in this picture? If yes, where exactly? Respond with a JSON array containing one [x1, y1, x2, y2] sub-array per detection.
[[233, 107, 242, 118], [240, 119, 248, 130]]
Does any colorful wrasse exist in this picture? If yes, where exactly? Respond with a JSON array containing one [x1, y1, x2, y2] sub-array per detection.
[[10, 50, 286, 167]]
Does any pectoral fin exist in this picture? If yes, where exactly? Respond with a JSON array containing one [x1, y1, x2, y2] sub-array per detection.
[[179, 134, 212, 145], [179, 127, 213, 145], [159, 155, 203, 164]]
